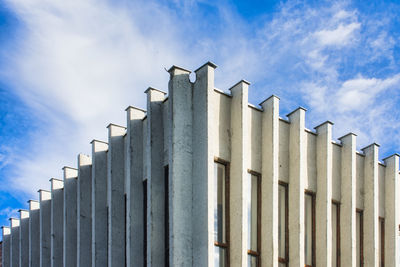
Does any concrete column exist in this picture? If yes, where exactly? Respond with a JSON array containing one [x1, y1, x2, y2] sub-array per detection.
[[125, 106, 145, 267], [10, 218, 20, 267], [28, 200, 40, 267], [107, 124, 126, 267], [383, 153, 399, 267], [145, 87, 166, 266], [77, 154, 92, 267], [229, 80, 250, 267], [90, 140, 108, 267], [362, 143, 380, 267], [260, 95, 280, 267], [39, 190, 51, 267], [287, 107, 307, 267], [2, 226, 11, 267], [338, 133, 357, 267], [192, 62, 217, 267], [168, 65, 193, 266], [315, 121, 333, 267], [19, 210, 29, 267], [63, 167, 78, 267], [50, 178, 63, 267]]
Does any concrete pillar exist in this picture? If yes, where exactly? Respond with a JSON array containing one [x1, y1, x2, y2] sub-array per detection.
[[260, 95, 280, 267], [39, 190, 51, 267], [229, 80, 250, 267], [362, 143, 380, 266], [28, 200, 40, 267], [90, 140, 108, 267], [77, 154, 92, 267], [107, 123, 126, 267], [50, 178, 63, 267], [2, 226, 11, 267], [19, 210, 29, 267], [315, 121, 333, 267], [287, 107, 307, 267], [383, 153, 399, 267], [125, 106, 145, 267], [10, 218, 20, 267], [168, 65, 193, 266], [192, 62, 217, 267], [63, 167, 78, 267], [338, 133, 357, 267], [145, 87, 166, 266]]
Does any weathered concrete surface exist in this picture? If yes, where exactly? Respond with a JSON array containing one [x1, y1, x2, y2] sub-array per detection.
[[50, 178, 63, 267], [63, 167, 78, 267], [2, 226, 11, 267], [125, 107, 145, 267], [19, 209, 30, 267], [10, 218, 20, 267], [107, 124, 126, 267], [28, 200, 40, 267], [39, 190, 51, 267], [77, 154, 92, 267], [90, 140, 108, 267]]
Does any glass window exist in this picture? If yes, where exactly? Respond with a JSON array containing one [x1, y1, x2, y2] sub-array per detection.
[[247, 171, 260, 267], [356, 210, 363, 267], [214, 160, 229, 267], [332, 202, 340, 267], [305, 192, 315, 267], [379, 218, 384, 267], [278, 182, 288, 266]]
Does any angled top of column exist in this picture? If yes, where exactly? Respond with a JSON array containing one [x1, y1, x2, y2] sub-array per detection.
[[145, 87, 167, 102], [28, 200, 40, 210], [126, 106, 146, 121], [286, 106, 307, 119], [382, 153, 400, 163], [50, 178, 64, 190], [2, 226, 10, 235], [168, 65, 191, 76], [107, 123, 126, 138], [194, 61, 217, 73], [259, 94, 280, 107], [38, 190, 51, 201], [314, 120, 334, 134], [63, 166, 78, 180], [91, 139, 108, 152], [78, 153, 92, 166], [229, 79, 251, 92], [361, 142, 381, 152], [19, 210, 29, 219], [10, 218, 20, 228]]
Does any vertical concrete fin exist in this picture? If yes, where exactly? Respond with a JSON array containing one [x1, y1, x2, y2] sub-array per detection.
[[361, 143, 380, 266], [77, 154, 92, 267], [287, 107, 307, 266], [145, 87, 166, 266], [50, 178, 63, 267], [10, 218, 20, 267], [315, 121, 334, 267], [90, 139, 108, 267], [168, 65, 193, 266], [63, 166, 78, 267], [28, 200, 40, 267], [19, 210, 30, 267], [338, 132, 357, 267], [2, 226, 11, 267], [39, 190, 51, 267], [193, 61, 217, 267], [106, 123, 126, 267], [125, 106, 145, 267], [229, 80, 250, 267], [260, 95, 280, 267], [383, 153, 399, 267]]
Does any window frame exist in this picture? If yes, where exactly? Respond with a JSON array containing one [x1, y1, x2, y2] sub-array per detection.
[[304, 190, 316, 267], [278, 181, 289, 267], [356, 209, 364, 267], [332, 200, 341, 267], [247, 169, 262, 267], [379, 217, 384, 267], [214, 157, 230, 267]]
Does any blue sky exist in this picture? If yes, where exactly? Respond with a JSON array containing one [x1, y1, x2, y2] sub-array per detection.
[[0, 0, 400, 231]]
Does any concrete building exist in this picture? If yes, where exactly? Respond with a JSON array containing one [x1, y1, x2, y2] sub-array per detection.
[[1, 62, 400, 267]]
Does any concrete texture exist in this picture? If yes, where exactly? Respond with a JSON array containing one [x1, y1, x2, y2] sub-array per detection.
[[50, 178, 63, 267], [10, 218, 20, 267], [39, 190, 51, 267], [2, 226, 10, 267], [19, 210, 29, 267], [28, 200, 40, 267]]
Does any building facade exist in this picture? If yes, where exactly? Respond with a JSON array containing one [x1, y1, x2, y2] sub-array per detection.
[[1, 62, 400, 267]]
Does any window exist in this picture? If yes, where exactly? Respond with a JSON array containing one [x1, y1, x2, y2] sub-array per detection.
[[143, 180, 147, 266], [379, 217, 384, 267], [304, 191, 315, 267], [164, 166, 169, 267], [332, 201, 340, 267], [214, 158, 230, 267], [278, 182, 288, 267], [356, 210, 363, 267], [247, 170, 261, 267]]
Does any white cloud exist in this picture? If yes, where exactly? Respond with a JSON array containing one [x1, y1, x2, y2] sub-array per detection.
[[314, 22, 360, 46]]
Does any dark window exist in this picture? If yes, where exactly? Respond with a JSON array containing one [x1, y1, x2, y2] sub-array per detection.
[[247, 170, 261, 267], [305, 191, 316, 267], [379, 217, 384, 267], [332, 201, 340, 267], [356, 209, 363, 267], [278, 182, 289, 267]]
